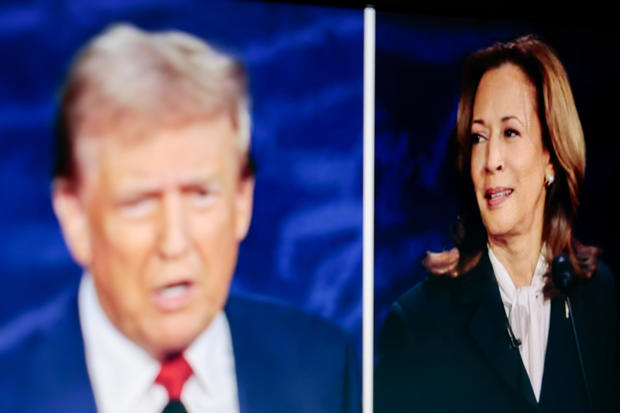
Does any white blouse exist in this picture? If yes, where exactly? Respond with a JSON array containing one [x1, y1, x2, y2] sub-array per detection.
[[488, 246, 551, 402]]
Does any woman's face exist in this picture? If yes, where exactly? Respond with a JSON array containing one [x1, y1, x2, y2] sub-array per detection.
[[470, 63, 553, 241]]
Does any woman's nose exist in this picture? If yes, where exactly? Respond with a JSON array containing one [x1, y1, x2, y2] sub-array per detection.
[[484, 135, 504, 173]]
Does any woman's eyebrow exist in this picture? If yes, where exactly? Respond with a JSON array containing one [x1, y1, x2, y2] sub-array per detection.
[[501, 115, 524, 126]]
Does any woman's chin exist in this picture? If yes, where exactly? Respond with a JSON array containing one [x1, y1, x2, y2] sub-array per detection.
[[482, 219, 517, 240]]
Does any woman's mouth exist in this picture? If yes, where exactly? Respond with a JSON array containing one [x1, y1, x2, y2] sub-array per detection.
[[484, 187, 513, 207]]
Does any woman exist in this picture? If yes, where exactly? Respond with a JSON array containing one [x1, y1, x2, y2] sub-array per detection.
[[375, 35, 618, 412]]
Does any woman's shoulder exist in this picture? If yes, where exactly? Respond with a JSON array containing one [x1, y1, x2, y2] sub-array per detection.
[[593, 259, 615, 286], [396, 273, 459, 309], [382, 251, 493, 338], [386, 270, 464, 336], [575, 258, 616, 306]]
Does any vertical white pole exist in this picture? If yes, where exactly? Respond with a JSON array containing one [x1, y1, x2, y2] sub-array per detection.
[[362, 6, 375, 413]]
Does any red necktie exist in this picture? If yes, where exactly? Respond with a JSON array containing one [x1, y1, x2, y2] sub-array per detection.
[[155, 353, 193, 401]]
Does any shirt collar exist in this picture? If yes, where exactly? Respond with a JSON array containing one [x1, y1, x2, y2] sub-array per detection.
[[79, 273, 159, 413], [488, 244, 548, 306], [184, 311, 236, 397], [78, 273, 234, 412]]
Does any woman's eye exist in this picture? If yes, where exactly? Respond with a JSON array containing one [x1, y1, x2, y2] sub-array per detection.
[[471, 133, 485, 144], [504, 128, 519, 138]]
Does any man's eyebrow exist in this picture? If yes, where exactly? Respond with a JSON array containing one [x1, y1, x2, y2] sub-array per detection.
[[113, 171, 220, 194], [178, 172, 219, 185], [114, 180, 162, 197]]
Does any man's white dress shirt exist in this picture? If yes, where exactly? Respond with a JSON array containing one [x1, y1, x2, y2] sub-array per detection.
[[78, 274, 240, 413], [488, 246, 551, 402]]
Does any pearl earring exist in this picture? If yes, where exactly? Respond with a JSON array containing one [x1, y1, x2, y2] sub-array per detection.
[[545, 174, 555, 187]]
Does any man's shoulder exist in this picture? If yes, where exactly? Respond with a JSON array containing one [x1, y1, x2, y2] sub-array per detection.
[[0, 283, 95, 412], [225, 291, 353, 350], [225, 292, 360, 413], [0, 284, 80, 359]]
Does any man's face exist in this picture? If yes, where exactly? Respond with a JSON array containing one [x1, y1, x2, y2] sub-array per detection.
[[55, 116, 253, 359]]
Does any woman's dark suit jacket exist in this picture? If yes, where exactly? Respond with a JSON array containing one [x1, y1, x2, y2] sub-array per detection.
[[375, 252, 618, 413]]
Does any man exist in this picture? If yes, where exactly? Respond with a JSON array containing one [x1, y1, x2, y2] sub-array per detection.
[[0, 24, 359, 413]]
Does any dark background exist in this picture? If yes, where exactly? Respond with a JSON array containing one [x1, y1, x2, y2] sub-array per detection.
[[0, 0, 363, 354], [374, 13, 620, 344]]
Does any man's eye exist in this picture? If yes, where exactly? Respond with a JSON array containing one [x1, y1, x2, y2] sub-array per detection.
[[119, 197, 157, 218], [190, 188, 216, 208], [504, 128, 519, 138]]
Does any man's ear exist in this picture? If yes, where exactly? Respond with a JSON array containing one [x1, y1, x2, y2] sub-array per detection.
[[235, 175, 255, 242], [52, 178, 91, 267]]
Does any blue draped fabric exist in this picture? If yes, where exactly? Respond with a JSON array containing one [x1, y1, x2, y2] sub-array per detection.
[[0, 1, 363, 354]]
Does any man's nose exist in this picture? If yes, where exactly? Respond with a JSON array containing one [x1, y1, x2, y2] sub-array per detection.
[[158, 192, 190, 259], [484, 134, 504, 173]]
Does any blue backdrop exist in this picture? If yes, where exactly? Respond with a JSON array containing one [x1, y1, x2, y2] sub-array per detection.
[[374, 14, 620, 345], [0, 0, 363, 354]]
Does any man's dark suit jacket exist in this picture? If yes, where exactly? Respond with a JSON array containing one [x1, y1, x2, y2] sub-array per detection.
[[0, 285, 360, 413], [375, 252, 618, 413]]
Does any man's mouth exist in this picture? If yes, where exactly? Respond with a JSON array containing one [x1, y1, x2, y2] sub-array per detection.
[[152, 280, 196, 311], [159, 282, 190, 297]]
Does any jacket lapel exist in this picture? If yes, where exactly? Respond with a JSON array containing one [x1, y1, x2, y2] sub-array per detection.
[[461, 252, 538, 409], [538, 291, 591, 410], [225, 295, 273, 413], [539, 297, 570, 403], [27, 286, 98, 413]]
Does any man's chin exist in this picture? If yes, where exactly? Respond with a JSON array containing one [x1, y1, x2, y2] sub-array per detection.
[[142, 333, 197, 361], [141, 311, 216, 360]]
